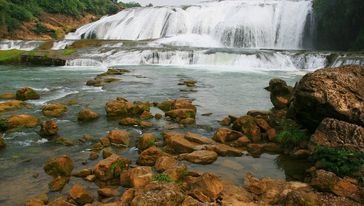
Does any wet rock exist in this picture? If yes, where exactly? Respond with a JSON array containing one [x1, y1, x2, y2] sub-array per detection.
[[181, 196, 204, 206], [137, 147, 164, 166], [267, 128, 277, 142], [163, 131, 199, 154], [0, 92, 15, 100], [180, 117, 196, 125], [246, 144, 265, 156], [132, 101, 151, 115], [292, 149, 311, 159], [0, 135, 6, 149], [102, 147, 113, 159], [206, 144, 243, 156], [233, 135, 251, 146], [157, 99, 176, 111], [0, 100, 25, 112], [232, 115, 261, 142], [220, 182, 254, 206], [266, 79, 293, 109], [120, 189, 135, 205], [97, 68, 130, 77], [140, 111, 153, 120], [6, 114, 39, 129], [164, 165, 188, 182], [72, 168, 93, 178], [39, 120, 58, 138], [190, 173, 224, 202], [119, 117, 139, 126], [255, 118, 271, 131], [213, 128, 243, 143], [309, 118, 364, 152], [288, 65, 364, 131], [25, 199, 45, 206], [98, 187, 118, 197], [155, 156, 177, 172], [84, 175, 96, 182], [128, 166, 154, 188], [185, 132, 215, 145], [139, 120, 153, 128], [55, 137, 75, 146], [180, 150, 218, 164], [89, 151, 99, 160], [219, 116, 232, 126], [107, 130, 129, 146], [16, 87, 40, 101], [100, 137, 111, 147], [48, 197, 75, 206], [154, 113, 163, 119], [182, 79, 197, 87], [86, 79, 103, 87], [138, 133, 156, 151], [44, 155, 73, 177], [48, 176, 69, 192], [42, 103, 67, 117], [105, 98, 134, 117], [165, 109, 196, 122], [131, 183, 185, 206], [78, 108, 99, 122], [69, 184, 94, 204], [94, 154, 130, 181]]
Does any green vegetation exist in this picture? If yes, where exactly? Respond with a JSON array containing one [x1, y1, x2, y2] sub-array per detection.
[[313, 0, 364, 50], [0, 50, 25, 64], [311, 146, 364, 177], [119, 1, 141, 8], [153, 173, 173, 182], [62, 49, 76, 56], [275, 119, 307, 148], [0, 0, 122, 33], [111, 160, 126, 177]]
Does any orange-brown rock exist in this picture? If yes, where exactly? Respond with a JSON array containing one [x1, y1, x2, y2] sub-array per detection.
[[232, 115, 261, 142], [107, 130, 129, 145], [119, 117, 139, 126], [0, 100, 25, 112], [48, 197, 75, 206], [206, 144, 242, 156], [44, 155, 73, 177], [105, 98, 134, 117], [69, 184, 94, 204], [6, 114, 39, 129], [185, 132, 215, 145], [165, 109, 196, 121], [139, 121, 153, 128], [78, 108, 99, 122], [48, 176, 69, 192], [0, 92, 15, 100], [138, 133, 156, 151], [140, 111, 153, 120], [137, 147, 164, 166], [94, 154, 130, 181], [180, 150, 218, 165], [213, 128, 243, 143], [190, 173, 224, 202], [39, 120, 58, 137], [16, 87, 40, 101], [129, 166, 153, 188], [163, 131, 199, 154], [98, 187, 118, 197], [42, 103, 67, 117], [155, 156, 177, 172]]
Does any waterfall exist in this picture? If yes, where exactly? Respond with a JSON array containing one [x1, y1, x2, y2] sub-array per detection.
[[66, 0, 314, 49]]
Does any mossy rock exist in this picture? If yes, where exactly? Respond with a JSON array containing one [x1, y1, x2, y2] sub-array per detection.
[[16, 87, 40, 101]]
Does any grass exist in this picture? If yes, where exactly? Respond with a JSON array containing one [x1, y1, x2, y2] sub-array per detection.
[[275, 118, 307, 148], [153, 173, 173, 182], [310, 146, 364, 178], [0, 50, 25, 64]]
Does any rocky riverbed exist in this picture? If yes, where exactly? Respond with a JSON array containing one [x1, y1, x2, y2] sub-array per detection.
[[0, 64, 363, 206]]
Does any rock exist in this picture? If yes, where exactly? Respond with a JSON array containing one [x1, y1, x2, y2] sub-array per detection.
[[44, 155, 73, 177], [86, 79, 102, 87], [234, 135, 251, 146], [100, 137, 111, 147], [181, 196, 204, 206], [107, 130, 129, 145], [288, 65, 364, 131], [132, 101, 151, 115], [89, 151, 99, 160], [246, 144, 265, 156], [0, 135, 6, 149], [16, 87, 40, 101], [0, 100, 25, 112], [139, 120, 153, 128], [120, 189, 135, 204], [163, 131, 199, 154], [220, 116, 232, 126], [157, 99, 175, 111], [0, 92, 15, 99], [6, 114, 39, 129], [140, 111, 153, 120], [180, 150, 218, 164], [267, 128, 277, 142], [185, 132, 215, 145], [129, 166, 154, 188], [42, 103, 67, 117], [165, 109, 196, 121], [137, 147, 164, 166], [309, 118, 364, 152], [48, 197, 75, 206], [154, 113, 163, 119], [48, 176, 69, 192], [119, 117, 139, 126], [72, 168, 93, 177], [255, 118, 271, 131], [180, 117, 195, 125], [69, 184, 94, 204], [94, 154, 130, 181], [164, 165, 188, 182], [206, 144, 243, 156], [55, 137, 75, 146], [190, 173, 224, 202], [84, 175, 96, 182], [232, 115, 261, 142], [78, 108, 99, 121], [102, 147, 113, 159], [105, 98, 134, 117], [25, 199, 45, 206], [213, 128, 243, 143], [98, 187, 118, 197], [155, 156, 177, 172], [266, 79, 293, 109], [97, 68, 129, 77], [138, 133, 156, 151], [131, 183, 185, 206], [39, 120, 58, 137], [182, 79, 197, 87]]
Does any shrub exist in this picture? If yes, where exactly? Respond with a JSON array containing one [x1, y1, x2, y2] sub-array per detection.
[[310, 146, 364, 177]]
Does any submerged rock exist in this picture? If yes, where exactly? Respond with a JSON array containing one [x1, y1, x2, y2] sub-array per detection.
[[288, 65, 364, 131], [16, 87, 40, 101], [39, 120, 59, 138], [77, 108, 99, 122], [119, 117, 139, 126], [0, 92, 15, 100], [0, 100, 25, 112], [180, 150, 218, 164], [48, 176, 69, 192], [44, 155, 74, 177], [42, 103, 67, 117]]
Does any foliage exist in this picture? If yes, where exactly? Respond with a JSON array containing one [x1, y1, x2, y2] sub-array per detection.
[[275, 119, 307, 148], [313, 0, 364, 50], [0, 49, 25, 64], [119, 1, 141, 8], [111, 160, 126, 177], [310, 146, 364, 177], [153, 173, 173, 182]]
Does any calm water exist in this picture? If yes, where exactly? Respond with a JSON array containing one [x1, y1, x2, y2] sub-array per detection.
[[0, 65, 308, 205]]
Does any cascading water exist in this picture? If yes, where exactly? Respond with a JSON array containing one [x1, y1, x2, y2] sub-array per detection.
[[66, 0, 314, 49]]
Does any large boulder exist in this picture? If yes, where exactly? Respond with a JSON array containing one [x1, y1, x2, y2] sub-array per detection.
[[16, 87, 40, 101], [288, 65, 364, 131], [163, 131, 199, 154], [309, 118, 364, 152], [42, 103, 67, 117]]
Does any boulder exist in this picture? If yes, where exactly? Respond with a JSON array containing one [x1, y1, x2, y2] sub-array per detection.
[[47, 197, 75, 206], [138, 133, 156, 151], [309, 118, 364, 152], [119, 117, 139, 126], [266, 79, 293, 109], [137, 147, 164, 166], [107, 130, 129, 145], [48, 176, 69, 192], [213, 128, 243, 143], [180, 150, 218, 165], [185, 132, 215, 145], [164, 165, 188, 182], [6, 114, 39, 129], [16, 87, 40, 101], [94, 154, 130, 181], [78, 108, 99, 121], [206, 144, 243, 156], [140, 111, 153, 120], [69, 184, 94, 204], [105, 98, 134, 117], [44, 155, 74, 177], [39, 120, 58, 137], [288, 65, 364, 131], [139, 120, 153, 128], [0, 100, 24, 112], [155, 156, 177, 172], [98, 187, 118, 197], [25, 199, 45, 206], [42, 103, 67, 117], [190, 173, 224, 202], [163, 131, 199, 154], [128, 166, 154, 188], [72, 168, 93, 178], [232, 115, 261, 142]]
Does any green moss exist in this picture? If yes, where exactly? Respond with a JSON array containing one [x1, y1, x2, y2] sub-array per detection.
[[275, 119, 307, 148], [111, 160, 126, 177], [153, 173, 173, 182], [0, 49, 25, 64], [62, 49, 76, 56], [310, 146, 364, 177]]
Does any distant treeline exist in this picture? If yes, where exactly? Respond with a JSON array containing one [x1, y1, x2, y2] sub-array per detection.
[[0, 0, 141, 33], [313, 0, 364, 51]]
